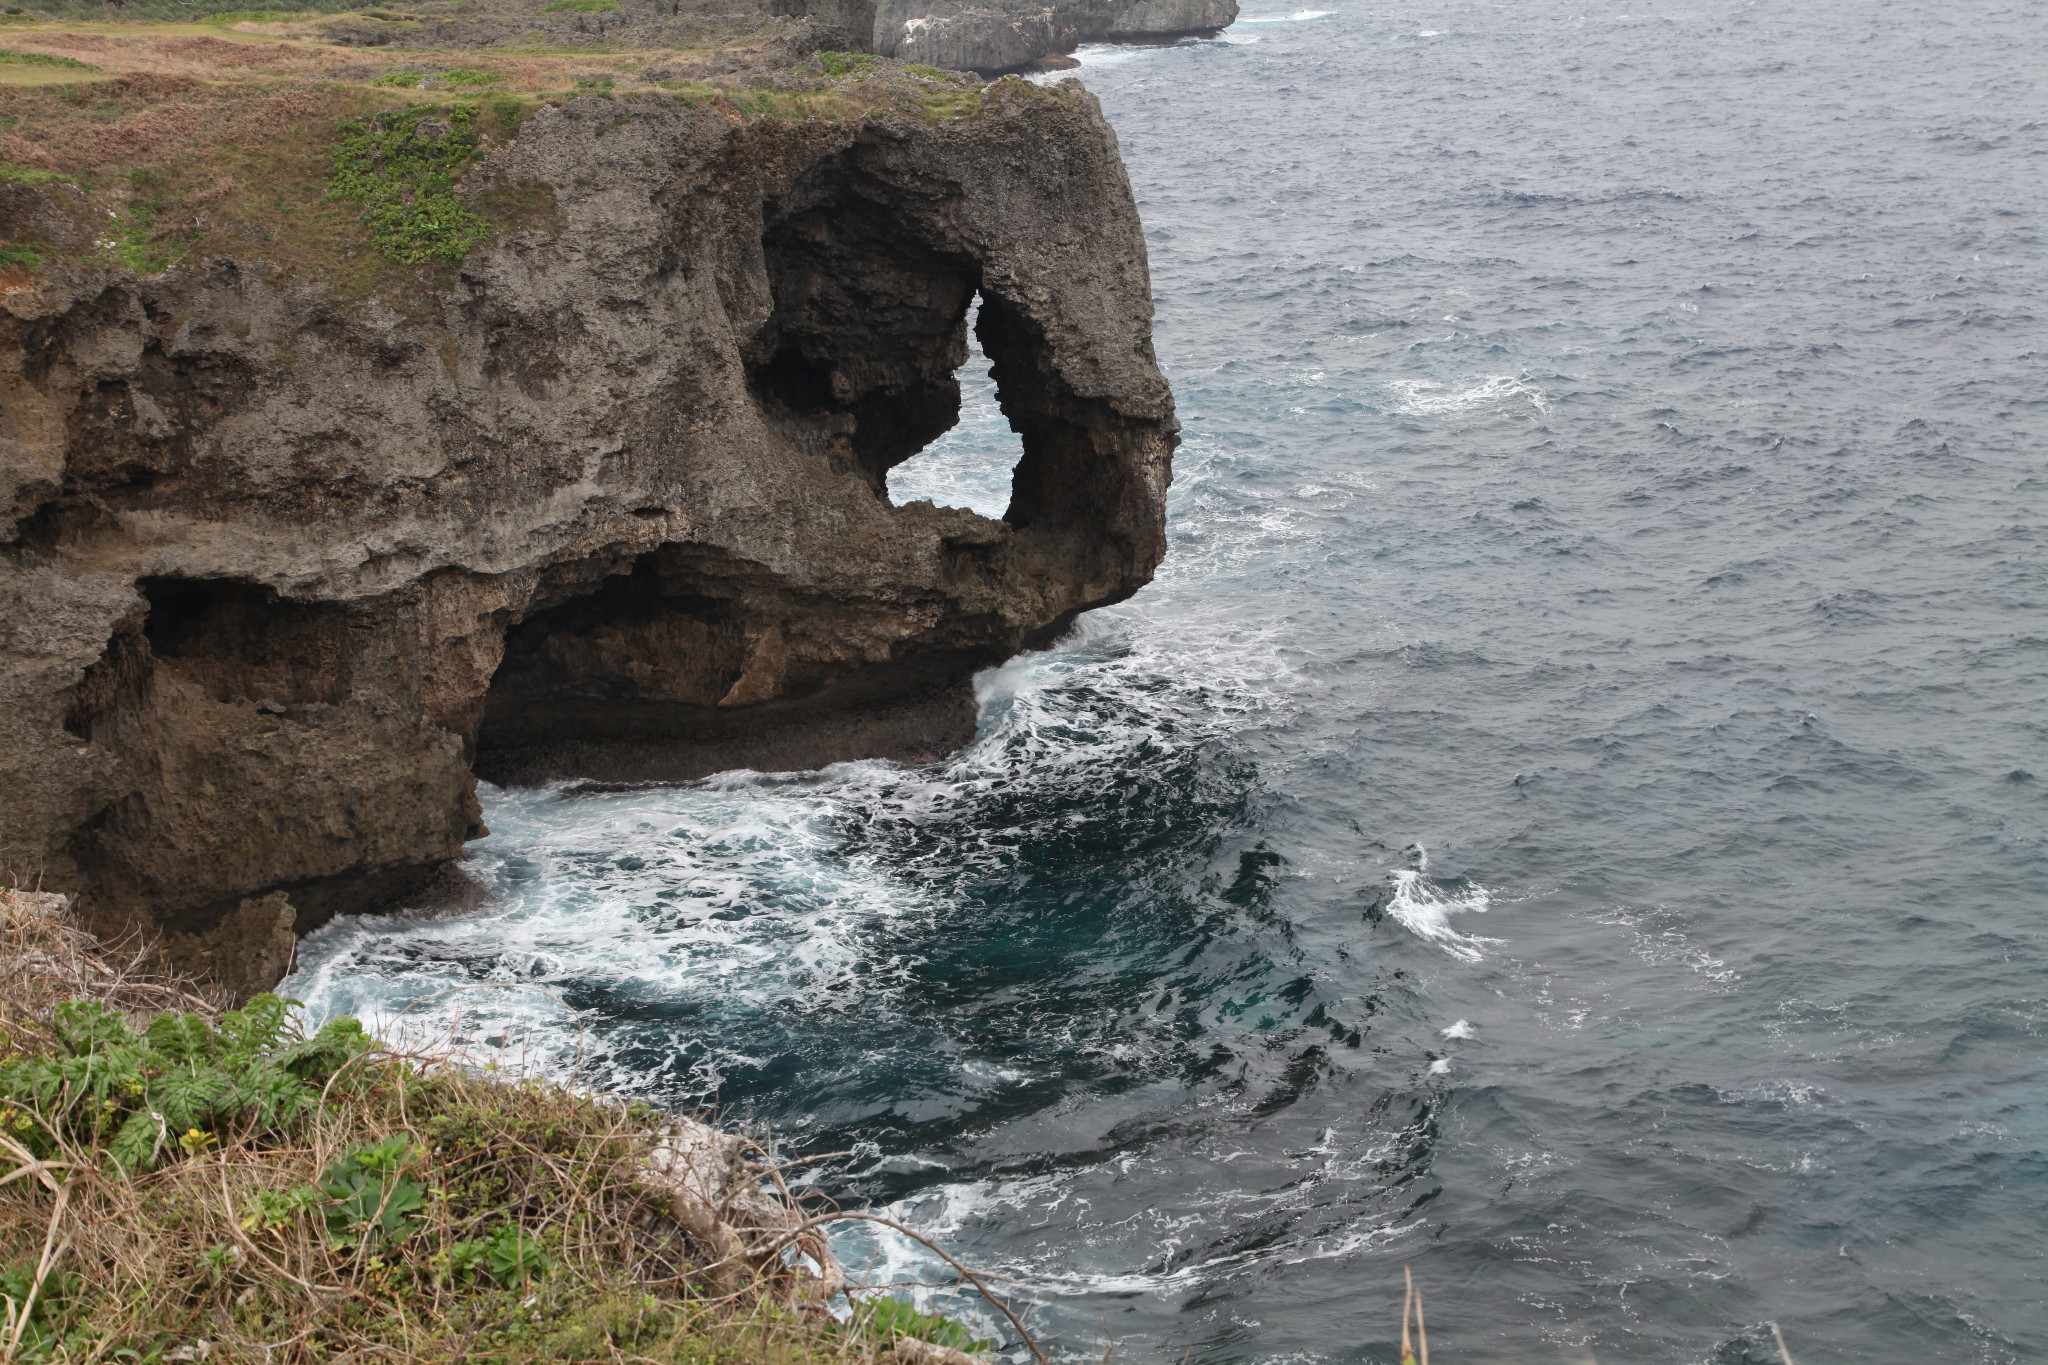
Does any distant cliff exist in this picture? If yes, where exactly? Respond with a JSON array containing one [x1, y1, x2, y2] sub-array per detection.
[[0, 52, 1175, 988], [846, 0, 1236, 73]]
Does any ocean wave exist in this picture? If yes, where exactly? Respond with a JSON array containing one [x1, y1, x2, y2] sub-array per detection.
[[1381, 373, 1550, 415], [1381, 849, 1501, 962]]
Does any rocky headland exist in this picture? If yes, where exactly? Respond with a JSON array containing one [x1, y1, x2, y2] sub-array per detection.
[[0, 13, 1176, 989], [824, 0, 1237, 75]]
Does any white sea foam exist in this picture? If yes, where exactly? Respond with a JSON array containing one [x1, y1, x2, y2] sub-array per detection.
[[1389, 372, 1551, 415], [1386, 866, 1500, 962], [288, 775, 946, 1095], [1060, 42, 1163, 68], [1441, 1018, 1476, 1039], [1383, 373, 1549, 416], [831, 1161, 1413, 1314], [1236, 9, 1333, 22]]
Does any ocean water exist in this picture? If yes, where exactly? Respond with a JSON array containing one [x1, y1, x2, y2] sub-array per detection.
[[289, 2, 2048, 1360]]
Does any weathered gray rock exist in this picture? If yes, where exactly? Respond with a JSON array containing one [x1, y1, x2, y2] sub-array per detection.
[[0, 80, 1175, 984], [850, 0, 1234, 73]]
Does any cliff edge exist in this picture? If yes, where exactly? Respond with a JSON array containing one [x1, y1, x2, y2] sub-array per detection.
[[0, 35, 1175, 983]]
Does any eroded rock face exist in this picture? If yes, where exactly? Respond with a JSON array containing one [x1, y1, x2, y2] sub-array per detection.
[[0, 80, 1174, 979], [872, 0, 1236, 72]]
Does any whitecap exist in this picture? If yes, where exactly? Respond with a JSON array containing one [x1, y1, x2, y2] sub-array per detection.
[[1382, 373, 1549, 416], [1385, 866, 1501, 962], [1440, 1018, 1476, 1039]]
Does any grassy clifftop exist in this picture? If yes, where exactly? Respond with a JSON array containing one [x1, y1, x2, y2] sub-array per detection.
[[0, 1, 989, 299]]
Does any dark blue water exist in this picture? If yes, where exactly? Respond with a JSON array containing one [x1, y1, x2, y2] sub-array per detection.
[[292, 3, 2048, 1359]]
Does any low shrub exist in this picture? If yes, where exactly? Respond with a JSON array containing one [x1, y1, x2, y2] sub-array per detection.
[[0, 49, 96, 69], [815, 49, 876, 79], [327, 102, 491, 264]]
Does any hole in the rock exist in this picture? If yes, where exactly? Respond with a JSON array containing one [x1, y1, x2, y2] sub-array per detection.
[[747, 176, 990, 499], [475, 554, 749, 756], [885, 292, 1024, 520], [137, 577, 348, 707]]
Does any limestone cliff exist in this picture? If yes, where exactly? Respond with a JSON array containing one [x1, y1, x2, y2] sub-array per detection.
[[0, 78, 1175, 976], [871, 0, 1236, 74], [779, 0, 1237, 74]]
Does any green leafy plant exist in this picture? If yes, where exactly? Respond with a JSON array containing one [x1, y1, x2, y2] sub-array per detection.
[[241, 1182, 325, 1234], [318, 1135, 426, 1248], [105, 196, 195, 274], [371, 67, 501, 89], [567, 74, 615, 99], [905, 63, 946, 80], [814, 49, 875, 79], [0, 161, 65, 186], [0, 1258, 81, 1358], [0, 995, 369, 1174], [0, 242, 41, 272], [199, 1242, 239, 1283], [438, 1225, 549, 1287], [852, 1296, 993, 1354], [0, 49, 97, 69], [541, 0, 617, 11], [327, 102, 491, 265]]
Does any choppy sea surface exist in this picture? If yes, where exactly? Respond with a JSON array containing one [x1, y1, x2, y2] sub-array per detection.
[[291, 3, 2048, 1360]]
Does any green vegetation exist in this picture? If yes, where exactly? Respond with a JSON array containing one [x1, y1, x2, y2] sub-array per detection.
[[0, 158, 64, 185], [198, 8, 307, 22], [373, 66, 504, 88], [909, 84, 981, 120], [328, 101, 491, 265], [905, 62, 946, 80], [105, 181, 199, 273], [854, 1296, 994, 1354], [0, 241, 42, 271], [0, 994, 368, 1174], [21, 0, 368, 19], [567, 72, 615, 98], [0, 49, 96, 69], [542, 0, 619, 12], [815, 49, 876, 79], [0, 891, 1019, 1363]]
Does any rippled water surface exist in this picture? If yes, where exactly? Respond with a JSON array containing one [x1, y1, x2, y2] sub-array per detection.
[[292, 3, 2048, 1359]]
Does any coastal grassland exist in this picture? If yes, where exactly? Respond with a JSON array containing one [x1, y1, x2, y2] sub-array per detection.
[[0, 73, 543, 301], [0, 890, 989, 1363]]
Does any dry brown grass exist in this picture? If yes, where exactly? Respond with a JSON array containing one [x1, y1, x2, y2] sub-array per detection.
[[0, 892, 1004, 1364], [0, 891, 223, 1058]]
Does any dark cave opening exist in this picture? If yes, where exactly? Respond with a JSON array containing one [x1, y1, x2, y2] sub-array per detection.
[[745, 173, 994, 499], [63, 577, 351, 739], [469, 548, 992, 785], [742, 159, 1124, 542], [480, 554, 749, 728], [136, 577, 350, 708]]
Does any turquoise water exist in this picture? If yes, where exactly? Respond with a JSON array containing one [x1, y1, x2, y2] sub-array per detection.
[[292, 3, 2048, 1359]]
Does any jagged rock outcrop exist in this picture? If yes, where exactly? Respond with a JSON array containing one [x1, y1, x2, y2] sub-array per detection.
[[777, 0, 1235, 73], [0, 80, 1175, 980]]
